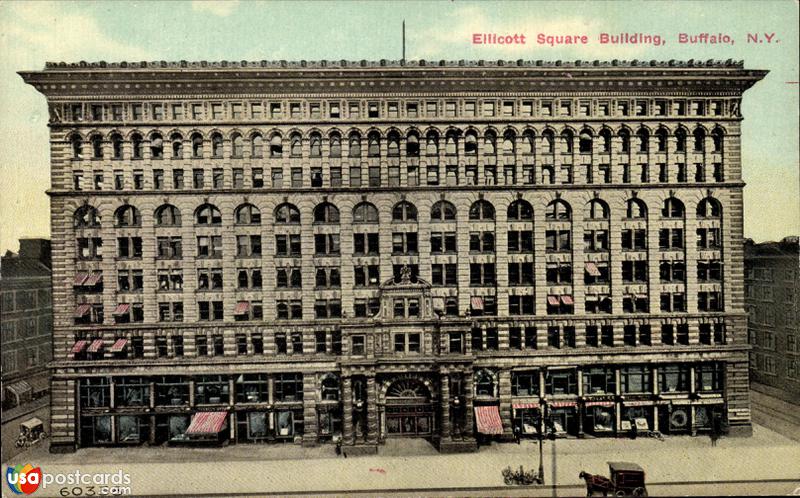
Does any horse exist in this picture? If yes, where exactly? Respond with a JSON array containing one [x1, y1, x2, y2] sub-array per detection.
[[579, 471, 613, 497]]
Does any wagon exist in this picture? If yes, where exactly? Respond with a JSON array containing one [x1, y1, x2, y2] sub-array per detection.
[[579, 461, 647, 497], [15, 417, 47, 448]]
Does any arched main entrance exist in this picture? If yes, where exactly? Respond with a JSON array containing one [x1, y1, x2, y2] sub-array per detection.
[[384, 378, 433, 437]]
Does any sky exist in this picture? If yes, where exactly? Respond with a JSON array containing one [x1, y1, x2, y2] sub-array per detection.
[[0, 0, 797, 253]]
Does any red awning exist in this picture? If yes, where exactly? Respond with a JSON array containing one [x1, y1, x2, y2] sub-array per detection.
[[85, 273, 103, 286], [547, 296, 560, 306], [110, 338, 128, 353], [470, 296, 484, 310], [71, 340, 89, 354], [474, 406, 504, 435], [74, 273, 89, 286], [585, 262, 601, 277], [512, 402, 540, 410], [584, 401, 615, 407], [561, 295, 574, 305], [234, 301, 250, 315], [87, 339, 104, 353], [74, 303, 91, 318], [548, 400, 577, 408], [185, 411, 228, 435], [112, 303, 131, 316]]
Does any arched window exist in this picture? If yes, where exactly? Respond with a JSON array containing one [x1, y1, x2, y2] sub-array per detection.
[[675, 128, 687, 153], [599, 129, 612, 153], [445, 132, 458, 155], [636, 128, 649, 153], [587, 199, 609, 220], [392, 201, 417, 221], [348, 133, 361, 158], [235, 203, 261, 225], [406, 133, 420, 157], [662, 197, 685, 218], [520, 131, 534, 154], [469, 200, 495, 220], [618, 129, 630, 153], [111, 133, 123, 159], [626, 198, 648, 219], [475, 369, 495, 397], [693, 128, 706, 152], [321, 374, 340, 401], [90, 135, 103, 159], [290, 134, 302, 157], [150, 133, 164, 159], [70, 135, 83, 159], [352, 202, 379, 223], [211, 132, 223, 157], [114, 205, 141, 227], [231, 133, 244, 158], [251, 133, 263, 158], [313, 202, 340, 223], [74, 205, 100, 228], [579, 130, 593, 153], [545, 199, 572, 220], [171, 133, 183, 159], [195, 204, 222, 225], [425, 131, 439, 156], [560, 129, 574, 153], [711, 128, 724, 153], [431, 201, 456, 221], [270, 134, 283, 157], [329, 133, 342, 158], [697, 198, 722, 218], [367, 132, 381, 157], [507, 199, 533, 221], [502, 131, 515, 155], [387, 132, 400, 157], [309, 133, 322, 157], [131, 133, 143, 159], [464, 132, 478, 155], [542, 129, 555, 153], [655, 128, 668, 152], [155, 204, 181, 226], [191, 133, 204, 158], [275, 203, 301, 224], [483, 131, 496, 155]]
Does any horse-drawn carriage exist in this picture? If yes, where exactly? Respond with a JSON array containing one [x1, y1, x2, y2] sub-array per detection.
[[580, 462, 647, 497], [15, 417, 47, 448]]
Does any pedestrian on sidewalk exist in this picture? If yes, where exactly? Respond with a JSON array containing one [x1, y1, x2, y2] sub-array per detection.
[[513, 425, 521, 445]]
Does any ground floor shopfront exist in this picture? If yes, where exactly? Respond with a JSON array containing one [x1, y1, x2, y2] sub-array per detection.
[[50, 354, 749, 453]]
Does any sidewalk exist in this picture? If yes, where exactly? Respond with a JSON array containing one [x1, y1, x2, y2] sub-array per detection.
[[5, 424, 799, 497]]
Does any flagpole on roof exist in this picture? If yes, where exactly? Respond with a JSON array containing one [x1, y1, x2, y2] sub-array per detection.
[[402, 20, 406, 62]]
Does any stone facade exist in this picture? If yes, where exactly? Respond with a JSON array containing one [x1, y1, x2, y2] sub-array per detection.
[[20, 59, 766, 453]]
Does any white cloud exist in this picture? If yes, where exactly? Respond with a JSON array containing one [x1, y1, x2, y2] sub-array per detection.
[[191, 0, 240, 18]]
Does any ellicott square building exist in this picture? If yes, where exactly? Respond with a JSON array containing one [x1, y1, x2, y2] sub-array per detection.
[[19, 58, 765, 453]]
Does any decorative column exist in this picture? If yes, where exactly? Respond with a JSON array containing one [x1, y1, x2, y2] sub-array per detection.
[[342, 376, 354, 445], [366, 375, 378, 445], [440, 373, 451, 441], [498, 369, 513, 440], [302, 372, 318, 446], [464, 371, 475, 438]]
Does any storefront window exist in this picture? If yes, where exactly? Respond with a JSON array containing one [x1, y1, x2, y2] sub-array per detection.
[[511, 371, 539, 396], [80, 415, 112, 445], [117, 415, 148, 443], [321, 374, 340, 401], [114, 377, 149, 407], [583, 367, 616, 394], [195, 375, 229, 404], [156, 414, 189, 443], [586, 406, 615, 433], [696, 363, 724, 392], [80, 377, 110, 408], [620, 366, 652, 393], [545, 369, 577, 395], [236, 374, 268, 403], [277, 410, 294, 436], [319, 410, 342, 437], [659, 365, 691, 393], [155, 376, 189, 406]]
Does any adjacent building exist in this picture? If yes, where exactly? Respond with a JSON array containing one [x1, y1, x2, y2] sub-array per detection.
[[745, 237, 800, 401], [19, 59, 765, 454], [1, 238, 53, 410]]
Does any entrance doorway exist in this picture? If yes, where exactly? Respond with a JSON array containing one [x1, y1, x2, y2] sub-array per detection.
[[384, 378, 433, 437]]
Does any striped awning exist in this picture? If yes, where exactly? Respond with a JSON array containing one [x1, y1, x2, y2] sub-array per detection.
[[474, 406, 503, 435], [185, 411, 228, 435], [585, 262, 601, 277], [110, 338, 128, 353], [85, 272, 103, 286], [71, 340, 89, 354], [512, 402, 540, 410], [585, 400, 615, 407], [74, 304, 91, 318], [74, 273, 89, 286], [548, 400, 578, 408], [547, 296, 560, 306], [112, 303, 131, 316], [87, 339, 104, 353], [470, 296, 484, 310], [560, 295, 574, 305], [234, 301, 250, 315]]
